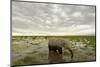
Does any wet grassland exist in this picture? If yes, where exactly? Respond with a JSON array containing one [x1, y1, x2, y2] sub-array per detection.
[[11, 36, 96, 66]]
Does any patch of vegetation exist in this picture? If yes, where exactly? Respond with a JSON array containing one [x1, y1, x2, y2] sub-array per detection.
[[12, 36, 96, 66]]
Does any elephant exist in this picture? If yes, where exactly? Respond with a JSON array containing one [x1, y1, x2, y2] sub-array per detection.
[[48, 38, 73, 59]]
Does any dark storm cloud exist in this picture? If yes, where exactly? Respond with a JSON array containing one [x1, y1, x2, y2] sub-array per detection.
[[12, 1, 95, 35]]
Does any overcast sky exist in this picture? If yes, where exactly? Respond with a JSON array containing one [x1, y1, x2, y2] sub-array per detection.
[[12, 1, 95, 36]]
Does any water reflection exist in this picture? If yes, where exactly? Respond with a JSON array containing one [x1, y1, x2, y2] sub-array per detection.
[[48, 51, 64, 64]]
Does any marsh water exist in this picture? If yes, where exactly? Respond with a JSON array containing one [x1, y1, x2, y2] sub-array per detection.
[[11, 36, 96, 66]]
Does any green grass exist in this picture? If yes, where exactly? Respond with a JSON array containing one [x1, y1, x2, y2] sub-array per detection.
[[11, 36, 96, 66]]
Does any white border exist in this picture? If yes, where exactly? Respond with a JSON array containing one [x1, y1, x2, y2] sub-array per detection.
[[0, 0, 100, 67]]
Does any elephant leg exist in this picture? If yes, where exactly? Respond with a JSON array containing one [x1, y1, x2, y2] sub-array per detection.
[[49, 47, 57, 52], [58, 48, 62, 54], [53, 49, 57, 52], [49, 47, 52, 52]]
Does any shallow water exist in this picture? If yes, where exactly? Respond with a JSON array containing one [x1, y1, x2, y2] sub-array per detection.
[[11, 36, 96, 66]]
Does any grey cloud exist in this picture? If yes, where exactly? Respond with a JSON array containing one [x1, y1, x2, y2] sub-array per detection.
[[12, 1, 95, 35]]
